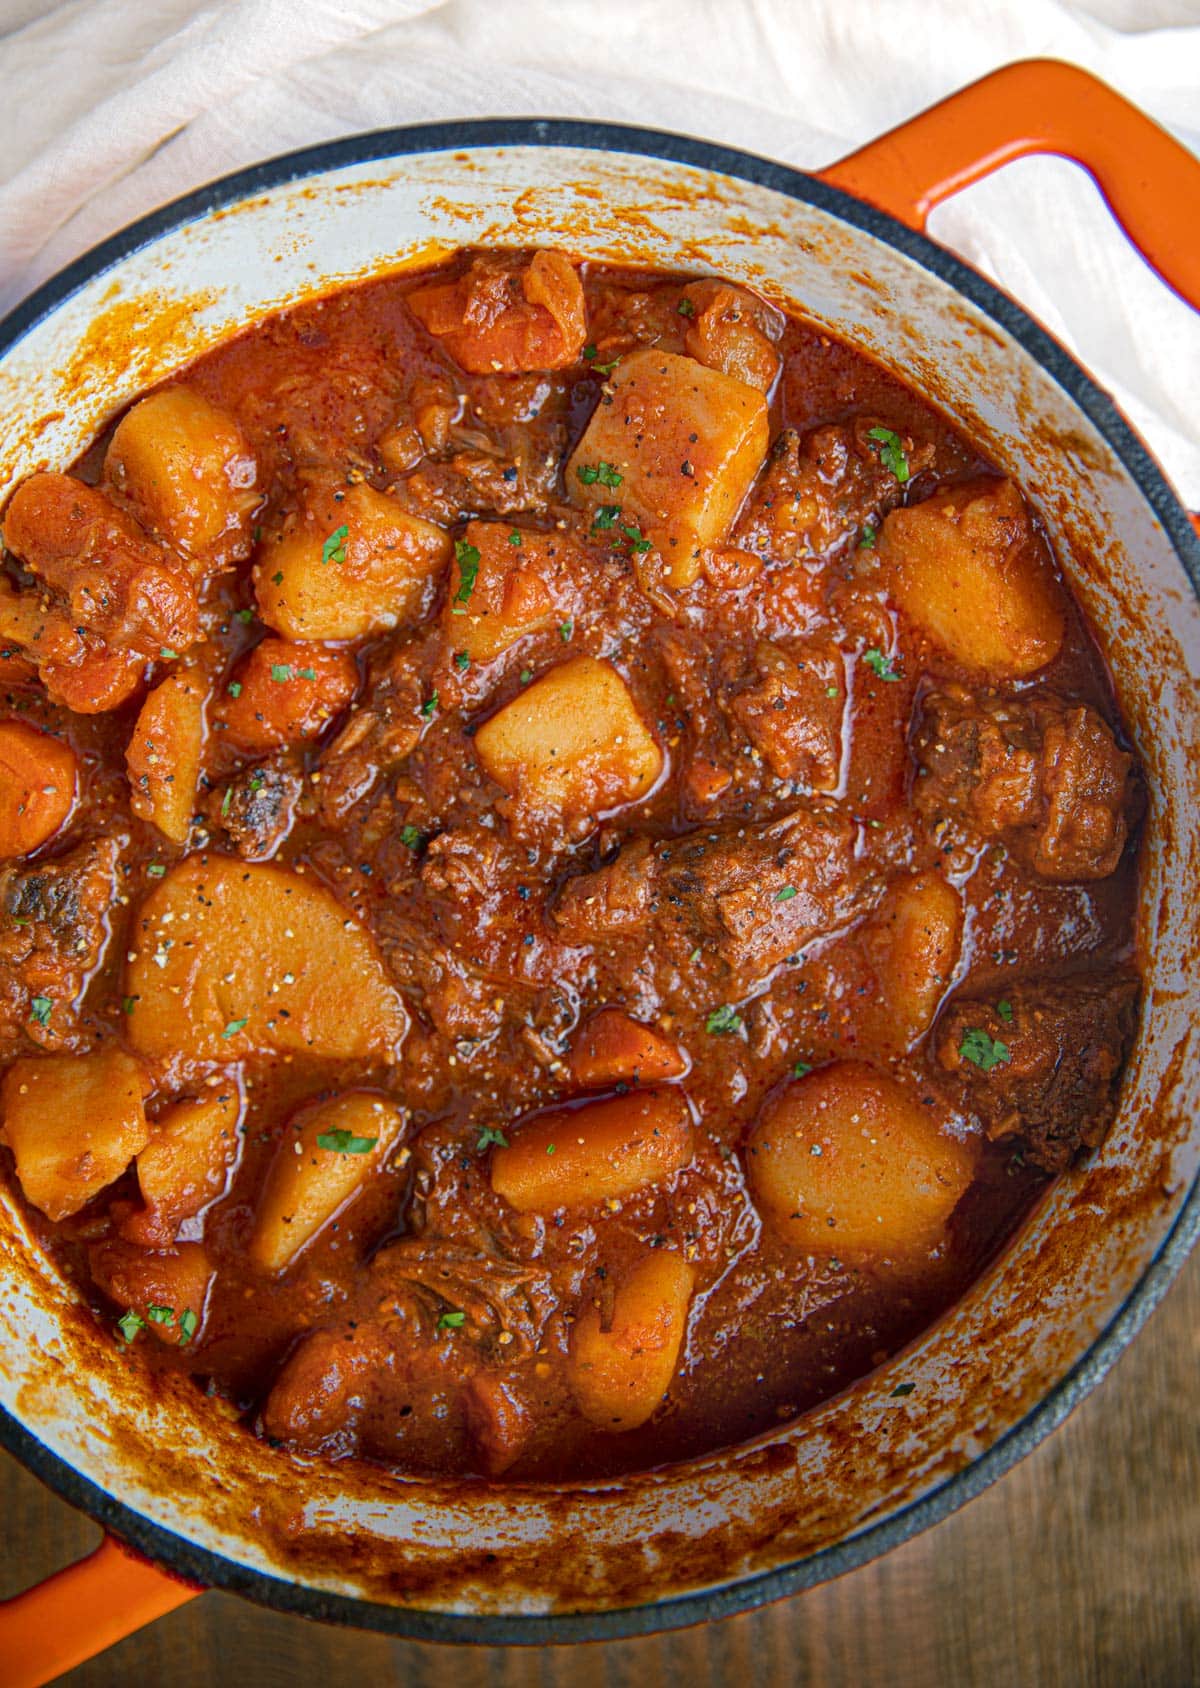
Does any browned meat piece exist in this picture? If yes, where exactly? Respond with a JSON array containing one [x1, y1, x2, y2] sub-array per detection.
[[373, 1236, 556, 1361], [261, 1323, 392, 1453], [555, 808, 874, 987], [461, 1370, 534, 1476], [726, 640, 845, 787], [3, 474, 201, 658], [937, 972, 1140, 1171], [213, 755, 302, 860], [733, 420, 934, 565], [914, 686, 1140, 882], [0, 835, 122, 1048]]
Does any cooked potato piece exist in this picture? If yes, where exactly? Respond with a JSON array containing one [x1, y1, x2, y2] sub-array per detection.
[[251, 1092, 404, 1272], [857, 872, 963, 1054], [0, 1050, 149, 1221], [445, 522, 574, 664], [125, 672, 205, 844], [88, 1239, 214, 1347], [0, 721, 76, 857], [568, 1009, 687, 1089], [680, 280, 782, 394], [407, 249, 586, 374], [124, 855, 408, 1062], [212, 638, 357, 753], [122, 1084, 242, 1247], [567, 348, 769, 587], [105, 387, 258, 569], [568, 1251, 694, 1431], [745, 1062, 975, 1258], [474, 656, 661, 830], [879, 478, 1066, 677], [255, 479, 450, 641], [491, 1088, 693, 1214]]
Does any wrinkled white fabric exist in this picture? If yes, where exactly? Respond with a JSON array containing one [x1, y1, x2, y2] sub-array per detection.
[[1, 0, 1198, 500]]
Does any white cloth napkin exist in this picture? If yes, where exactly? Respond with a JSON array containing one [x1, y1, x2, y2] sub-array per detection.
[[2, 0, 1198, 504]]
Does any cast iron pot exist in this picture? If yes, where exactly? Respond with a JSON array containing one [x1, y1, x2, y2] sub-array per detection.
[[0, 57, 1198, 1687]]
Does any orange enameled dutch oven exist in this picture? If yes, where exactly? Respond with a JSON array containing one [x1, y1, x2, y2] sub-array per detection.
[[0, 58, 1199, 1686]]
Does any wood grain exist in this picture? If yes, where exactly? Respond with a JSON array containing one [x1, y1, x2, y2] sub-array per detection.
[[4, 1246, 1198, 1688]]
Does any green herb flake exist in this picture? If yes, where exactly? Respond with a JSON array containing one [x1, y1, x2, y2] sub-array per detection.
[[792, 1060, 812, 1079], [253, 525, 263, 544], [583, 342, 598, 361], [419, 690, 439, 721], [438, 1310, 466, 1330], [594, 357, 620, 375], [590, 504, 620, 534], [220, 1016, 249, 1040], [234, 608, 255, 624], [316, 1128, 378, 1154], [866, 425, 910, 484], [576, 459, 622, 489], [476, 1126, 509, 1152], [451, 540, 481, 613], [622, 522, 652, 554], [862, 648, 901, 682], [146, 1303, 175, 1326], [774, 886, 798, 902], [296, 666, 317, 681], [270, 663, 293, 683], [507, 530, 522, 547], [321, 523, 349, 566], [116, 1309, 145, 1345], [248, 773, 265, 795], [400, 824, 424, 850], [146, 863, 166, 877], [706, 1004, 744, 1036], [159, 647, 178, 661], [996, 999, 1014, 1023], [220, 786, 233, 818], [519, 669, 533, 685], [825, 685, 839, 698], [227, 680, 243, 698], [179, 1308, 199, 1343], [858, 524, 877, 549], [121, 996, 136, 1016], [677, 297, 696, 318], [272, 571, 284, 586], [959, 1027, 1011, 1071], [28, 995, 52, 1027], [890, 1381, 916, 1398], [453, 651, 470, 672], [559, 618, 574, 643], [545, 1143, 556, 1155]]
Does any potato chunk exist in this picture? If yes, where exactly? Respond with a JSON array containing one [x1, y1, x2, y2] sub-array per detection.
[[122, 1084, 242, 1247], [251, 1092, 404, 1272], [568, 1252, 694, 1431], [88, 1239, 214, 1346], [0, 1050, 149, 1221], [124, 855, 408, 1062], [444, 521, 574, 664], [104, 387, 258, 569], [857, 872, 963, 1054], [212, 638, 357, 753], [745, 1062, 975, 1259], [879, 478, 1066, 677], [490, 1089, 693, 1214], [407, 249, 586, 374], [255, 479, 450, 641], [0, 721, 76, 857], [474, 656, 661, 832], [125, 672, 205, 844], [568, 1009, 687, 1089], [567, 348, 769, 587]]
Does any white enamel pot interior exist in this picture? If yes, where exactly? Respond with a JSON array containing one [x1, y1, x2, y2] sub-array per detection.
[[0, 123, 1198, 1641]]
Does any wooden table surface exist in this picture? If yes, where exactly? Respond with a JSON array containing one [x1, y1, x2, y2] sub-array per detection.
[[4, 1245, 1198, 1688]]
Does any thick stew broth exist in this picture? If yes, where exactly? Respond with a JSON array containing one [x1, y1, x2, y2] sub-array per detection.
[[0, 251, 1142, 1479]]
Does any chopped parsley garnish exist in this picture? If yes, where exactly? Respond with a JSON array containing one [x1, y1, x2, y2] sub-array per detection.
[[316, 1128, 377, 1154], [437, 1309, 466, 1330], [227, 680, 243, 698], [863, 648, 901, 682], [248, 773, 265, 795], [121, 996, 136, 1016], [234, 607, 255, 624], [272, 571, 284, 585], [270, 663, 293, 683], [706, 1004, 744, 1036], [321, 523, 349, 566], [146, 863, 166, 877], [545, 1143, 556, 1155], [593, 356, 620, 374], [774, 886, 798, 902], [858, 524, 877, 549], [146, 1303, 175, 1326], [890, 1381, 916, 1398], [179, 1308, 199, 1343], [296, 666, 317, 681], [116, 1310, 145, 1345], [507, 530, 522, 547], [28, 995, 52, 1026], [677, 297, 696, 318], [519, 669, 533, 685], [825, 685, 839, 698], [476, 1126, 509, 1151], [220, 786, 233, 817], [400, 824, 424, 850], [559, 618, 574, 642], [866, 426, 910, 484], [159, 647, 178, 661], [576, 460, 623, 489], [622, 522, 652, 554], [996, 999, 1014, 1023], [959, 1027, 1011, 1071], [590, 504, 620, 533], [220, 1016, 249, 1040], [583, 342, 597, 361], [453, 651, 470, 672], [419, 690, 439, 721], [451, 540, 481, 613], [792, 1060, 812, 1079]]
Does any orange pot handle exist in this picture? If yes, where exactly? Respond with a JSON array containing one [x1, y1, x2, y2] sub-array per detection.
[[818, 58, 1200, 314], [0, 1535, 200, 1687]]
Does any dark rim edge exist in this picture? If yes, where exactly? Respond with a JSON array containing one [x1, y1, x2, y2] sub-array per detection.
[[1, 115, 1198, 1647]]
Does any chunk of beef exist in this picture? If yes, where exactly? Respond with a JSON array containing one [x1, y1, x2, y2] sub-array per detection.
[[0, 835, 122, 1047], [261, 1323, 393, 1454], [555, 808, 875, 988], [914, 686, 1140, 882], [733, 420, 934, 565], [726, 639, 845, 787], [936, 971, 1140, 1171], [212, 754, 302, 860], [461, 1370, 535, 1476]]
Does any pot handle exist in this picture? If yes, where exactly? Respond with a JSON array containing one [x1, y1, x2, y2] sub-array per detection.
[[0, 1535, 200, 1687], [818, 58, 1200, 313]]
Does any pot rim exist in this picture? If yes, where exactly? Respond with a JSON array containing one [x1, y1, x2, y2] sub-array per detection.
[[1, 115, 1198, 1645]]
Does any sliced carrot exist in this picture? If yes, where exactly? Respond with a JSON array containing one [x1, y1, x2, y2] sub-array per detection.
[[0, 719, 77, 857]]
